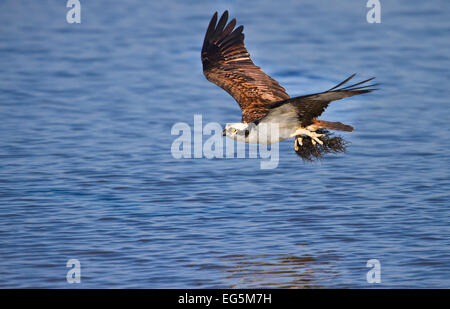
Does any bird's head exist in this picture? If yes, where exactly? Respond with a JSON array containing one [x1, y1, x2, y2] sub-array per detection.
[[222, 123, 250, 140]]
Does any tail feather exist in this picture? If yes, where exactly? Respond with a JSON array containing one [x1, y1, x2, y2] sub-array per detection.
[[311, 120, 354, 132]]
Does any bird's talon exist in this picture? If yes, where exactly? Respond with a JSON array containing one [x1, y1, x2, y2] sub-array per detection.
[[294, 136, 303, 151], [310, 132, 324, 145], [291, 128, 324, 148], [294, 136, 304, 151]]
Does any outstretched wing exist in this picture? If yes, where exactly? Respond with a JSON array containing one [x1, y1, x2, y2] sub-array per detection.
[[268, 74, 378, 127], [201, 11, 289, 123]]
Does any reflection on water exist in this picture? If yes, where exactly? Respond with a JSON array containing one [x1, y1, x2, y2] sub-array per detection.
[[223, 253, 321, 288]]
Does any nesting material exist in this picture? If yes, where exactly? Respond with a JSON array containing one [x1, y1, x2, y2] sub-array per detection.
[[294, 129, 348, 161]]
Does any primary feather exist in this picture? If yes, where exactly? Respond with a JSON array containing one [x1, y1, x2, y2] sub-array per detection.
[[201, 11, 290, 123]]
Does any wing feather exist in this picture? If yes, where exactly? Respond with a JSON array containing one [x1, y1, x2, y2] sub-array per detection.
[[201, 11, 289, 123], [268, 74, 378, 127]]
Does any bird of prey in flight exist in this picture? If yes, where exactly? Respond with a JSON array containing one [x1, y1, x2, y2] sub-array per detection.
[[201, 11, 377, 160]]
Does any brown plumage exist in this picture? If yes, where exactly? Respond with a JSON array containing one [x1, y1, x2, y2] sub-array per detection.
[[201, 11, 289, 123], [202, 11, 377, 160], [310, 120, 354, 132], [202, 11, 377, 128], [268, 73, 377, 128]]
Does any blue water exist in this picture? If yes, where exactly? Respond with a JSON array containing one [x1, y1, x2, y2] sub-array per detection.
[[0, 0, 449, 288]]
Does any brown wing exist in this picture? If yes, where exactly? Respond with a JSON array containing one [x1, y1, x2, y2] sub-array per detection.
[[201, 11, 289, 123], [268, 74, 378, 127]]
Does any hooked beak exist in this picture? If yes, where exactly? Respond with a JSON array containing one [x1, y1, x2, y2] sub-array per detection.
[[222, 128, 226, 136]]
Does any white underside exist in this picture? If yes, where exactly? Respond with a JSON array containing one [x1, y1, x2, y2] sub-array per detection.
[[236, 107, 302, 144]]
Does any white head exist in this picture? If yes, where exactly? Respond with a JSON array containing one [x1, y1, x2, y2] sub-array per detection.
[[222, 122, 250, 141]]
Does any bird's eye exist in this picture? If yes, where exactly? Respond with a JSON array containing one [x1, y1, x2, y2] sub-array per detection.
[[231, 128, 237, 133]]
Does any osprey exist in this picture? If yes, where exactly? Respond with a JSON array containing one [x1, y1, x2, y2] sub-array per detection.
[[201, 11, 377, 160]]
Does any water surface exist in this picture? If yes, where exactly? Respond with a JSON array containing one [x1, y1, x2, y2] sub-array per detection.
[[0, 0, 449, 288]]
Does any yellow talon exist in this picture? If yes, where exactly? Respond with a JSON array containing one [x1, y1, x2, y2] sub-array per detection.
[[310, 132, 324, 145], [294, 136, 303, 151]]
